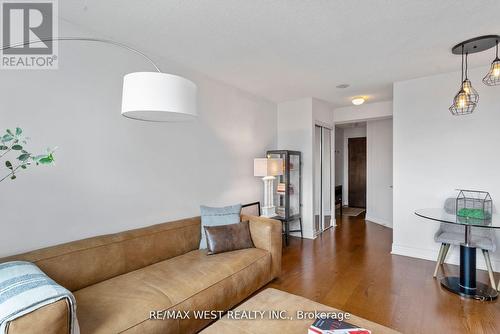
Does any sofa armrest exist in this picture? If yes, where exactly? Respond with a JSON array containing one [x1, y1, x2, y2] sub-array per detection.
[[6, 299, 70, 334], [242, 214, 282, 279]]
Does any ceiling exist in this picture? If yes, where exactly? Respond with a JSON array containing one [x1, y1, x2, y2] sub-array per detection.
[[61, 0, 500, 107]]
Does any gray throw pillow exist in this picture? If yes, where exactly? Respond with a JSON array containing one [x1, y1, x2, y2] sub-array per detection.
[[204, 221, 254, 255], [199, 204, 242, 249]]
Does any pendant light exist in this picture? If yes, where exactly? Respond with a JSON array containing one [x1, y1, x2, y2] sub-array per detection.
[[483, 39, 500, 86], [449, 47, 476, 115], [462, 53, 479, 104], [449, 35, 500, 116]]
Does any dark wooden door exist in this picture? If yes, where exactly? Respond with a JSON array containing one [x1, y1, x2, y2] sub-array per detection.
[[348, 137, 366, 208]]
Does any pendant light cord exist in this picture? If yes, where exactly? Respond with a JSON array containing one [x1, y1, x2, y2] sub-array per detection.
[[461, 45, 464, 83], [465, 52, 469, 80]]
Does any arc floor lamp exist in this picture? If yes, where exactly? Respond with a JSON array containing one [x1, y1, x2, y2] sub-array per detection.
[[1, 37, 198, 122]]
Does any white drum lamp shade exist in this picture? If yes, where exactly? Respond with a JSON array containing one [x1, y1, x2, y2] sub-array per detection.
[[253, 158, 283, 177], [254, 158, 283, 217], [121, 72, 198, 122]]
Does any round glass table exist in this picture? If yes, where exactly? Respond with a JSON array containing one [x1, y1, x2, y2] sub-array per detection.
[[415, 208, 500, 301]]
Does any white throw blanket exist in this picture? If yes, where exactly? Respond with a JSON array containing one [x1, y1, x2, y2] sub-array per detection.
[[0, 261, 79, 333]]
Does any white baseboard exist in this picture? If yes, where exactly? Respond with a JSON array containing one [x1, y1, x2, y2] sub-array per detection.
[[299, 230, 316, 239], [288, 224, 316, 240], [365, 215, 392, 228], [391, 243, 500, 273]]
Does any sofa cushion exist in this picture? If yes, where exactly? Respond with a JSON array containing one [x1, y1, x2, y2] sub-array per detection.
[[74, 247, 270, 334], [199, 204, 242, 249], [204, 221, 254, 255]]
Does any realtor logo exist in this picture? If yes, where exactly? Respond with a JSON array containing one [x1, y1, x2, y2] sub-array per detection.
[[1, 0, 58, 69]]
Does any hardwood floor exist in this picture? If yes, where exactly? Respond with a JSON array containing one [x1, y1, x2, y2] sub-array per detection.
[[265, 214, 500, 334]]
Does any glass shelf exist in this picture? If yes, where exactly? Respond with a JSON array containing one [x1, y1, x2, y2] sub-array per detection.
[[266, 150, 301, 220]]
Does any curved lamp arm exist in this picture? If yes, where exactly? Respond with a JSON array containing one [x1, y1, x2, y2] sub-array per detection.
[[1, 36, 198, 122], [1, 36, 162, 72]]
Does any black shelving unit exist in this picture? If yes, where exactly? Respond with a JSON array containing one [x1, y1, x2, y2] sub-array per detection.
[[266, 150, 302, 245]]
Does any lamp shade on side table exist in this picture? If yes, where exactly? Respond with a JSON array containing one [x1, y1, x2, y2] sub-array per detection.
[[254, 158, 283, 217]]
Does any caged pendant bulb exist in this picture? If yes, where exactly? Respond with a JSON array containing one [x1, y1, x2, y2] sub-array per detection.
[[449, 49, 476, 115], [462, 79, 479, 104], [458, 94, 466, 108], [449, 88, 476, 115], [483, 39, 500, 86], [483, 59, 500, 86]]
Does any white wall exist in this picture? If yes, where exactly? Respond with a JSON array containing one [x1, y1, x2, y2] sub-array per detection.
[[392, 65, 500, 271], [277, 98, 314, 238], [334, 101, 392, 124], [366, 119, 393, 227], [0, 22, 277, 257], [277, 97, 333, 238], [342, 125, 367, 205]]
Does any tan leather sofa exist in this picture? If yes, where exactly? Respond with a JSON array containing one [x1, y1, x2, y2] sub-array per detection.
[[1, 214, 282, 334]]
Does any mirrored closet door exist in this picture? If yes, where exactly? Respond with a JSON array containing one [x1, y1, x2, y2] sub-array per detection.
[[314, 125, 333, 235]]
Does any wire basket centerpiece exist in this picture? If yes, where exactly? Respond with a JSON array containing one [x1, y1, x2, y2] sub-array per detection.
[[456, 189, 492, 220]]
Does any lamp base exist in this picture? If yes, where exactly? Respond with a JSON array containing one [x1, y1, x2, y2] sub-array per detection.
[[261, 176, 276, 218], [261, 206, 277, 218]]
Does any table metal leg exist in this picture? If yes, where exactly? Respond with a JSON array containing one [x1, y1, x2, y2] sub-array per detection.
[[460, 245, 476, 289], [440, 225, 498, 301]]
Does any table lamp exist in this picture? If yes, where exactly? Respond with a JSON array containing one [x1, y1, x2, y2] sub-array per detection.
[[254, 158, 283, 217]]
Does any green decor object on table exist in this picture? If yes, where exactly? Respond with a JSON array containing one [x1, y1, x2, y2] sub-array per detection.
[[457, 208, 490, 220], [456, 189, 493, 221]]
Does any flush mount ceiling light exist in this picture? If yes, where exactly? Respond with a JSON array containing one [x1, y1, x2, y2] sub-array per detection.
[[336, 84, 350, 89], [352, 97, 365, 105], [450, 35, 500, 115], [483, 39, 500, 86], [1, 37, 197, 122]]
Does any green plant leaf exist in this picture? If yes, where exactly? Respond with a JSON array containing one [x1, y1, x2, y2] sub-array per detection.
[[6, 129, 13, 135], [0, 145, 7, 150], [2, 134, 13, 142], [38, 156, 53, 165], [21, 164, 27, 169], [10, 174, 16, 180], [17, 153, 30, 161], [15, 127, 22, 136], [11, 144, 22, 150], [5, 161, 12, 169]]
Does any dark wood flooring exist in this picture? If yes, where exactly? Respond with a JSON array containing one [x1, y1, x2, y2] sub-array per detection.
[[265, 214, 500, 334]]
